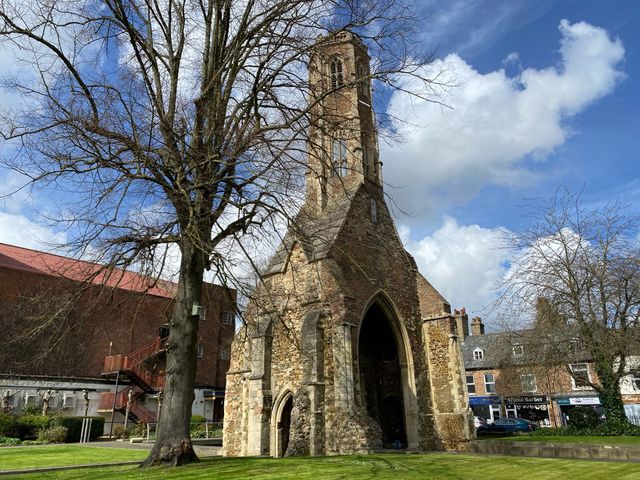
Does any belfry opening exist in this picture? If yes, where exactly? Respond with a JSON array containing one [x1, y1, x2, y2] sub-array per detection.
[[358, 301, 407, 449]]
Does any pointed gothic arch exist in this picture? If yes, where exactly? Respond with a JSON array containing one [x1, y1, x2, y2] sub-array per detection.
[[270, 389, 295, 457], [356, 291, 419, 449], [329, 55, 344, 89]]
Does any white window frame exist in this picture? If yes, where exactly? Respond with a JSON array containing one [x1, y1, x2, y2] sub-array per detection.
[[484, 373, 496, 394], [570, 363, 591, 390], [466, 374, 476, 395], [512, 344, 525, 357], [630, 373, 640, 392], [473, 348, 484, 360], [25, 393, 38, 405], [520, 373, 537, 393], [62, 393, 75, 409], [490, 404, 501, 422], [196, 344, 205, 359]]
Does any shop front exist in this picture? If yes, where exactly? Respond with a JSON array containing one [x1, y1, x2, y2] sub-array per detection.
[[504, 395, 550, 426], [469, 395, 502, 422], [623, 394, 640, 426], [555, 395, 602, 426]]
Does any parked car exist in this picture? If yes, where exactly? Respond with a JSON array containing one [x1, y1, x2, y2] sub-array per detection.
[[478, 417, 536, 433]]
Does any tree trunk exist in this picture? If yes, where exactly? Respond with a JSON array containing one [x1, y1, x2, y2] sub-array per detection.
[[141, 239, 204, 466]]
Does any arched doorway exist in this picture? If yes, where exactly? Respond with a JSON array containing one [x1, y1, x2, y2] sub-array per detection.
[[358, 302, 408, 448], [272, 392, 294, 457]]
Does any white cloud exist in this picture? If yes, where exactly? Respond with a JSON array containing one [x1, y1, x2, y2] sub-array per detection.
[[0, 211, 66, 249], [403, 217, 510, 321], [383, 20, 625, 219]]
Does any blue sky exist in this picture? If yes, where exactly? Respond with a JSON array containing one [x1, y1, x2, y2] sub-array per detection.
[[377, 0, 639, 324], [0, 0, 638, 326]]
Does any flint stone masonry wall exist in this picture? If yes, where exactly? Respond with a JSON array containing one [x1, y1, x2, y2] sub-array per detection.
[[223, 183, 473, 456], [222, 31, 472, 457]]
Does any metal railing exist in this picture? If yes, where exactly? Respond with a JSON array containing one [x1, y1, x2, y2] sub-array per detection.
[[102, 337, 167, 390]]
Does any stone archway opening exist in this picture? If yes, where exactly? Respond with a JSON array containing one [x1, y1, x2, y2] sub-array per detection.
[[277, 394, 293, 457], [358, 302, 407, 449]]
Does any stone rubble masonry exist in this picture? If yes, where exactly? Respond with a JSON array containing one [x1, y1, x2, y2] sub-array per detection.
[[223, 31, 473, 457]]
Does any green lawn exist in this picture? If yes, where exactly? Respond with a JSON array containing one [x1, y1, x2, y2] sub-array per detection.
[[489, 435, 640, 444], [0, 445, 147, 470], [2, 453, 640, 480]]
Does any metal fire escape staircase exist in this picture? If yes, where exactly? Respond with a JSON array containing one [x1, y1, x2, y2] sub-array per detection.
[[98, 337, 167, 423]]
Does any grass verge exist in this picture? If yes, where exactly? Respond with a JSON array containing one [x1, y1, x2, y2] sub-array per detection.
[[1, 453, 640, 480], [0, 445, 147, 471], [490, 435, 640, 444]]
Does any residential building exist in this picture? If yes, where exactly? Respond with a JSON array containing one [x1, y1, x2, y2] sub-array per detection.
[[459, 314, 640, 427]]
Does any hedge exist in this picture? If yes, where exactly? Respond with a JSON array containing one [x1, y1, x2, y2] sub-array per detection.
[[0, 414, 53, 440], [54, 416, 104, 442]]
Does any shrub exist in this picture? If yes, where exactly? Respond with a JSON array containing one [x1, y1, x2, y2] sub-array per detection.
[[54, 416, 104, 442], [21, 404, 42, 416], [18, 415, 52, 440], [38, 426, 68, 443], [191, 415, 206, 425], [191, 423, 208, 438], [0, 436, 21, 446], [531, 421, 640, 437], [113, 425, 131, 439], [0, 414, 18, 438], [569, 407, 600, 429], [129, 421, 147, 439]]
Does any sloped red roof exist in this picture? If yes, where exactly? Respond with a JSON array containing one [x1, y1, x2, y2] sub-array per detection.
[[0, 242, 177, 299]]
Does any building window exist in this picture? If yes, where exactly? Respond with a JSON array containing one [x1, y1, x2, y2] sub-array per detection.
[[62, 393, 75, 409], [484, 373, 496, 393], [473, 348, 484, 360], [570, 363, 590, 389], [370, 198, 377, 223], [25, 393, 37, 405], [196, 344, 204, 359], [356, 58, 368, 96], [331, 139, 348, 177], [520, 374, 537, 393], [466, 374, 476, 394], [363, 145, 369, 176], [569, 337, 585, 354], [631, 374, 640, 392], [219, 346, 230, 361], [222, 311, 235, 326], [512, 344, 524, 357], [330, 57, 344, 89]]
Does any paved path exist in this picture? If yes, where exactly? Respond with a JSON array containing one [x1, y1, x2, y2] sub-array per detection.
[[90, 439, 223, 457]]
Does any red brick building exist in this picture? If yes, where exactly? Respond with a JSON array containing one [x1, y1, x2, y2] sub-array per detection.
[[0, 242, 235, 425]]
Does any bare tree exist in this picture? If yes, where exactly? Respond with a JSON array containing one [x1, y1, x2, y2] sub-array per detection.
[[499, 188, 640, 426], [0, 0, 443, 466]]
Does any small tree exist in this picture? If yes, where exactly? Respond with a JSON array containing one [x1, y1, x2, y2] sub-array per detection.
[[500, 188, 640, 426], [0, 0, 443, 466]]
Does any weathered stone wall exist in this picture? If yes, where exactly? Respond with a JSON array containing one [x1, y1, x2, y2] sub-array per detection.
[[223, 31, 471, 458]]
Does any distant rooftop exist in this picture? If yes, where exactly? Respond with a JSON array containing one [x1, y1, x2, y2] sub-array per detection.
[[0, 242, 177, 299]]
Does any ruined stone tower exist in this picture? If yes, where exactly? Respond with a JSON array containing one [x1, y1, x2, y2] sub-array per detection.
[[223, 31, 473, 457]]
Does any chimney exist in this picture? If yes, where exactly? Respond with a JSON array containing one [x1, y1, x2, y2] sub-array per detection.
[[471, 316, 485, 336], [453, 307, 469, 338]]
